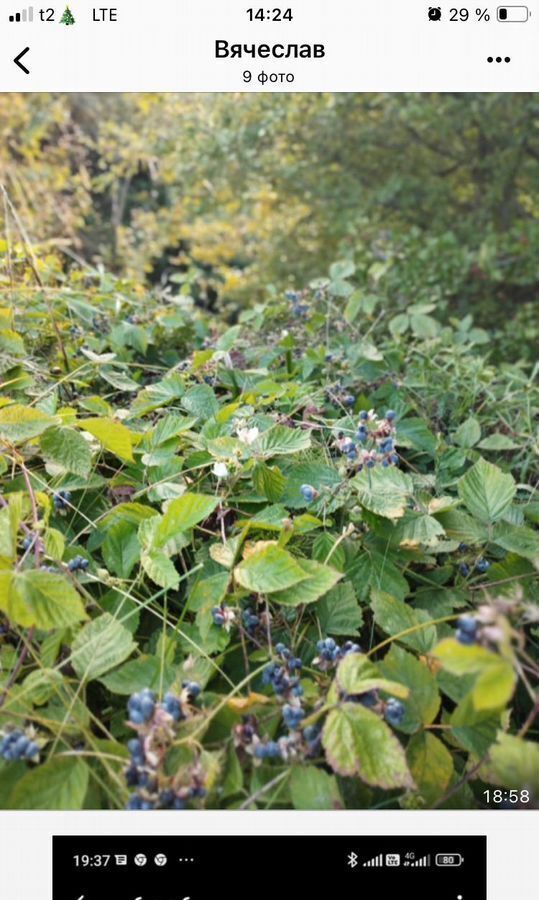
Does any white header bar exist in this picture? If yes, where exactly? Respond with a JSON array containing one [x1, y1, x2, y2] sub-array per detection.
[[0, 0, 537, 90]]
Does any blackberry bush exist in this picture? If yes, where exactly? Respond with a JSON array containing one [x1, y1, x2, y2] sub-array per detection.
[[0, 247, 537, 812]]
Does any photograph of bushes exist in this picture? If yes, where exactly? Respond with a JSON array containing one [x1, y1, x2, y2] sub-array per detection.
[[0, 93, 538, 810]]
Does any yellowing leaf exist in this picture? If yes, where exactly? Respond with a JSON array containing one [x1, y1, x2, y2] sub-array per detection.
[[227, 692, 271, 712], [0, 405, 56, 443], [78, 417, 134, 462]]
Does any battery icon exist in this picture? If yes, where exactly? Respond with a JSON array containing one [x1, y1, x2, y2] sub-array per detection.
[[497, 6, 530, 20], [436, 854, 464, 867]]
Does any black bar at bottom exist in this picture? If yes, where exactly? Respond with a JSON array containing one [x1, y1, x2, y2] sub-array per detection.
[[53, 835, 487, 900]]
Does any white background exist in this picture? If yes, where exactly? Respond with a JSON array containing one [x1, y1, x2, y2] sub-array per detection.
[[0, 810, 536, 898], [0, 0, 537, 90]]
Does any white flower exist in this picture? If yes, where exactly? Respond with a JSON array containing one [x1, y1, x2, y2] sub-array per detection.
[[236, 426, 260, 445], [212, 462, 229, 479]]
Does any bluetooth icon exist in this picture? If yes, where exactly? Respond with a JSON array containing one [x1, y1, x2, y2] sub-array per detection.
[[347, 852, 358, 869]]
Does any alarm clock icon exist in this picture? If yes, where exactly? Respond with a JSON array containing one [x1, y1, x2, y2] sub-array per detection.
[[428, 7, 442, 19]]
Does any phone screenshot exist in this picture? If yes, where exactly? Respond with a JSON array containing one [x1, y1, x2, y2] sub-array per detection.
[[0, 2, 537, 898]]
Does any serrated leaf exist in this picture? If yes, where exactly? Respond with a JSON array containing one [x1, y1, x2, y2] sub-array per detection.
[[317, 582, 363, 635], [141, 550, 180, 590], [253, 463, 286, 502], [40, 426, 92, 477], [478, 733, 539, 793], [335, 653, 410, 700], [155, 493, 219, 547], [435, 510, 488, 544], [322, 703, 414, 789], [100, 367, 140, 392], [102, 521, 140, 578], [349, 550, 409, 603], [379, 645, 440, 733], [290, 766, 343, 810], [371, 589, 437, 653], [394, 514, 445, 548], [10, 757, 89, 810], [0, 405, 56, 443], [396, 417, 437, 455], [434, 639, 516, 711], [458, 458, 516, 524], [271, 558, 342, 606], [492, 522, 539, 561], [79, 417, 134, 463], [0, 570, 87, 629], [181, 384, 219, 419], [353, 466, 413, 520], [478, 434, 518, 451], [234, 546, 308, 594], [407, 732, 454, 805], [10, 756, 90, 810], [454, 417, 481, 449], [43, 527, 65, 560], [71, 613, 136, 680], [254, 425, 311, 458], [99, 655, 175, 695]]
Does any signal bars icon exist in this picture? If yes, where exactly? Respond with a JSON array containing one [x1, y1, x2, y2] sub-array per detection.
[[363, 853, 384, 867], [9, 6, 33, 21], [404, 855, 431, 868]]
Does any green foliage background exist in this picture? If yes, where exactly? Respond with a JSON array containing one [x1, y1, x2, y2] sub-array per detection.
[[0, 92, 537, 810]]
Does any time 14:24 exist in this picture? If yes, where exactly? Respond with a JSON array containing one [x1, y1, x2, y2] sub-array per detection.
[[247, 8, 293, 21]]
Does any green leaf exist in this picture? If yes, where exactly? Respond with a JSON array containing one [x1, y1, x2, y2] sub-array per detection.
[[454, 417, 481, 449], [371, 589, 437, 653], [449, 693, 500, 757], [379, 645, 440, 733], [271, 558, 342, 606], [478, 434, 518, 451], [141, 550, 180, 590], [99, 655, 174, 695], [234, 546, 308, 594], [322, 703, 414, 789], [435, 510, 488, 544], [410, 313, 439, 339], [79, 417, 134, 463], [71, 613, 136, 681], [290, 766, 343, 810], [353, 466, 413, 520], [407, 732, 454, 805], [478, 733, 539, 793], [343, 290, 363, 324], [458, 458, 516, 524], [492, 522, 539, 561], [396, 418, 437, 456], [253, 463, 286, 502], [10, 757, 89, 810], [40, 426, 92, 476], [155, 493, 219, 547], [349, 550, 409, 603], [102, 521, 140, 578], [255, 425, 312, 458], [434, 639, 516, 711], [181, 384, 219, 419], [317, 583, 363, 635], [0, 570, 87, 629], [0, 405, 56, 443], [335, 653, 410, 700], [394, 514, 445, 547]]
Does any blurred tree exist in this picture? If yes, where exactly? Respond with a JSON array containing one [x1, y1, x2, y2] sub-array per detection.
[[0, 93, 538, 324]]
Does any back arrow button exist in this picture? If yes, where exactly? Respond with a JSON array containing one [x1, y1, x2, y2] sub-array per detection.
[[14, 47, 30, 74]]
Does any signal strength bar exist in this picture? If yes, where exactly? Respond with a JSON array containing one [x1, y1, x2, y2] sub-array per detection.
[[363, 854, 384, 867], [411, 855, 431, 867], [9, 6, 34, 21]]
